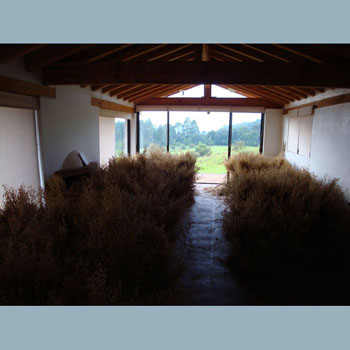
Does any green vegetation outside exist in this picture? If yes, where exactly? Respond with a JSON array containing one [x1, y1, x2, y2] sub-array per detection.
[[171, 145, 259, 173]]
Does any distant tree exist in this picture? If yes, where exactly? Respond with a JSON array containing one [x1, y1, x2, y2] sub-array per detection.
[[194, 143, 212, 157]]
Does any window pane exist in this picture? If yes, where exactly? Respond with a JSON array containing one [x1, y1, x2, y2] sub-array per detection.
[[139, 111, 167, 152], [231, 113, 261, 154], [169, 111, 229, 174], [115, 118, 125, 156]]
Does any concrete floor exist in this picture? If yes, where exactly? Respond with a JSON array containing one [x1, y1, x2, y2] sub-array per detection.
[[175, 184, 244, 305]]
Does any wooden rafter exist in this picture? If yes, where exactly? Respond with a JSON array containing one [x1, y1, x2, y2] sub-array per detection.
[[131, 85, 191, 103], [25, 44, 95, 71], [145, 44, 192, 61], [232, 85, 289, 105], [260, 86, 297, 101], [241, 44, 290, 62], [272, 44, 323, 63], [110, 84, 143, 97], [102, 84, 123, 94], [87, 44, 133, 62], [0, 44, 46, 64], [117, 84, 158, 99], [127, 84, 182, 102], [113, 44, 166, 62], [209, 48, 243, 62], [216, 44, 264, 62]]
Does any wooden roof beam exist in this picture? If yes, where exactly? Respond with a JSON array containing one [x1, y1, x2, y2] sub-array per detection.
[[0, 74, 55, 97], [136, 97, 282, 108], [43, 61, 350, 88]]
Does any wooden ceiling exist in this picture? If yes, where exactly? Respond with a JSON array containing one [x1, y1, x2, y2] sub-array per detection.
[[1, 44, 350, 106]]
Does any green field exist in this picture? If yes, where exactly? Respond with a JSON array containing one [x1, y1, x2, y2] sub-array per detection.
[[172, 145, 259, 173]]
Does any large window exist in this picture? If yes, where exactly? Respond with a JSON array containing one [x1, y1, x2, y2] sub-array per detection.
[[231, 113, 262, 154], [137, 110, 263, 175], [139, 111, 167, 152]]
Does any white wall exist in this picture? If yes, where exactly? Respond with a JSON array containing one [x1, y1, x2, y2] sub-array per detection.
[[0, 107, 40, 205], [263, 109, 283, 157], [99, 116, 115, 165], [283, 89, 350, 201], [40, 86, 100, 176], [310, 103, 350, 200]]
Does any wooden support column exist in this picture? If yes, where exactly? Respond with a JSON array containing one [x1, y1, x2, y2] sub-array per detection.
[[204, 84, 211, 98], [136, 112, 140, 153], [167, 110, 170, 153], [259, 113, 265, 154], [228, 112, 233, 159], [127, 119, 131, 156]]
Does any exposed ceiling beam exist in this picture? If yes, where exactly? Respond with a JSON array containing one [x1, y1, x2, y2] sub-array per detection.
[[42, 61, 350, 88], [91, 97, 134, 113], [0, 44, 46, 64], [0, 74, 55, 97], [136, 97, 282, 108], [25, 44, 95, 71]]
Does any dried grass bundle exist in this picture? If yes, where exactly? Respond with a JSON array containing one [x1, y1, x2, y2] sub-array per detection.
[[0, 150, 197, 305]]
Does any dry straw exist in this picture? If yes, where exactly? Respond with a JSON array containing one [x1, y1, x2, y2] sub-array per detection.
[[0, 150, 197, 305]]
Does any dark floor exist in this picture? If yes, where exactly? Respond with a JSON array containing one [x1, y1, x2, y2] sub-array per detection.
[[175, 184, 244, 305]]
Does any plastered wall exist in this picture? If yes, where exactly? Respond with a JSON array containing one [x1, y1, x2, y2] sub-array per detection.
[[283, 89, 350, 201], [99, 116, 116, 165], [0, 107, 40, 205], [40, 86, 100, 176]]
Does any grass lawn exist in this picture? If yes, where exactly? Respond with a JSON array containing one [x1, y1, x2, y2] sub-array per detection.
[[171, 145, 259, 173]]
